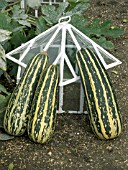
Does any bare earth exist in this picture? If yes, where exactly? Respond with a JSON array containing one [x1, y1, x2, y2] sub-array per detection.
[[0, 0, 128, 170]]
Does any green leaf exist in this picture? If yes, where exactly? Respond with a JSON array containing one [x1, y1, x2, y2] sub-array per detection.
[[0, 94, 10, 110], [41, 5, 57, 25], [27, 0, 41, 9], [99, 20, 124, 38], [0, 131, 14, 141], [0, 29, 12, 43], [0, 84, 9, 95], [0, 94, 6, 109], [35, 16, 48, 35], [71, 14, 88, 33], [0, 0, 7, 11], [7, 56, 19, 78], [41, 2, 69, 24], [71, 16, 104, 37], [10, 20, 24, 33], [0, 13, 11, 31], [0, 13, 24, 34], [26, 28, 35, 41], [56, 2, 69, 17], [101, 20, 113, 29], [0, 87, 13, 127], [93, 37, 114, 50], [103, 27, 124, 38], [2, 41, 12, 53], [0, 111, 4, 128], [0, 94, 10, 128], [0, 70, 4, 77], [12, 5, 31, 27], [12, 5, 28, 20], [18, 20, 31, 27], [0, 44, 7, 71], [68, 2, 90, 15], [88, 19, 102, 37], [11, 30, 27, 49]]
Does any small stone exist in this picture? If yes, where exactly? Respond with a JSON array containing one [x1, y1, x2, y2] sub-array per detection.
[[50, 159, 54, 162], [48, 151, 52, 156], [106, 146, 113, 152]]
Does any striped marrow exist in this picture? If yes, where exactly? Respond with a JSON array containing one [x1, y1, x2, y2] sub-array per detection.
[[76, 48, 122, 139], [4, 51, 48, 136], [27, 64, 58, 144]]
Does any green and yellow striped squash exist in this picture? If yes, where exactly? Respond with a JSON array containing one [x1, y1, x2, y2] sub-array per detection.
[[4, 51, 48, 136], [27, 64, 58, 144], [76, 48, 122, 139]]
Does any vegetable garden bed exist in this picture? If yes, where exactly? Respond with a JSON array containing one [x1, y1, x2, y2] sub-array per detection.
[[0, 0, 127, 169]]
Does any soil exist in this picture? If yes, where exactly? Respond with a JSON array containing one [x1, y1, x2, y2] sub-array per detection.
[[0, 0, 128, 170]]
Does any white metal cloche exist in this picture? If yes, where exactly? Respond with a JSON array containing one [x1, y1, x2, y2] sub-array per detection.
[[6, 16, 122, 114]]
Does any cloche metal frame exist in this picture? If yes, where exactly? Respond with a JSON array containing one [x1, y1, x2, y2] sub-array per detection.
[[5, 16, 122, 114]]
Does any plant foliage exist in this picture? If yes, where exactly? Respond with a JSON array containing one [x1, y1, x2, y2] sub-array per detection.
[[71, 15, 124, 49], [0, 45, 7, 71]]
